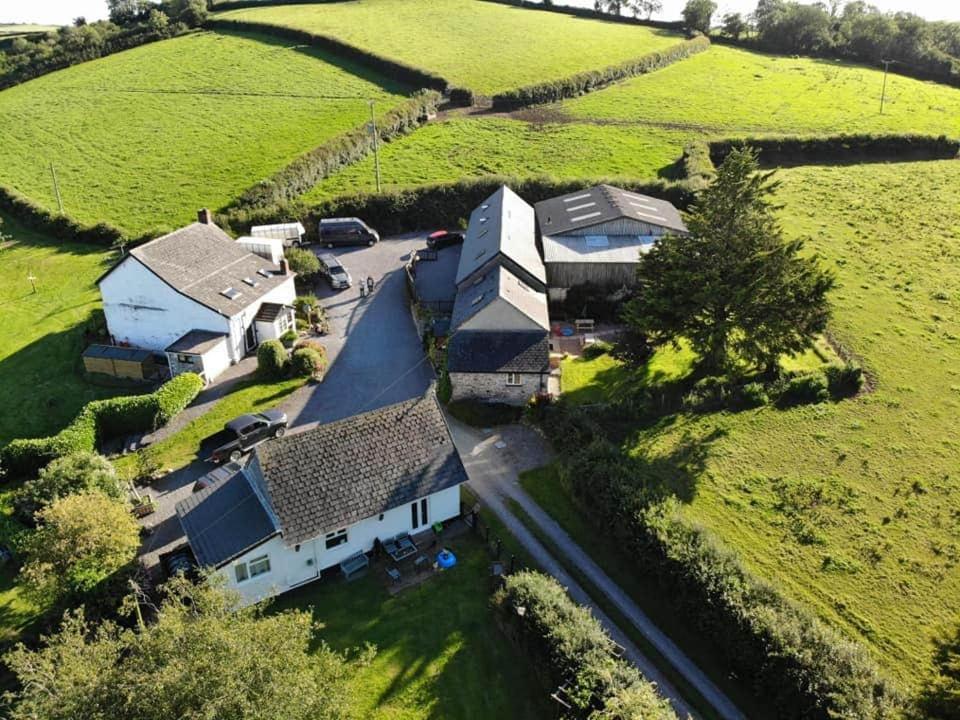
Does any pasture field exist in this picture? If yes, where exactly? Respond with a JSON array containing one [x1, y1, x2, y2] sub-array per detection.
[[216, 0, 684, 95], [559, 159, 960, 685], [0, 24, 57, 36], [0, 29, 410, 236]]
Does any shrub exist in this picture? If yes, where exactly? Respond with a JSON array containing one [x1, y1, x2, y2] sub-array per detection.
[[17, 452, 124, 522], [293, 338, 326, 356], [154, 372, 204, 424], [734, 381, 769, 409], [279, 329, 298, 348], [683, 375, 730, 412], [582, 340, 613, 360], [90, 394, 161, 439], [825, 362, 864, 399], [257, 340, 288, 379], [447, 87, 475, 107], [293, 294, 320, 320], [780, 372, 830, 407], [284, 247, 320, 279], [290, 347, 325, 378]]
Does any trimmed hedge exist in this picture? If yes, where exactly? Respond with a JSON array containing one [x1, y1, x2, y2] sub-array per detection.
[[0, 184, 131, 246], [210, 0, 344, 10], [232, 90, 442, 209], [491, 35, 710, 110], [479, 0, 684, 32], [493, 570, 676, 719], [223, 174, 694, 240], [1, 373, 203, 479]]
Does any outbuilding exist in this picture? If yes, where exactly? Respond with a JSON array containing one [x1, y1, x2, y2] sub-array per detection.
[[250, 222, 307, 247], [82, 344, 157, 381]]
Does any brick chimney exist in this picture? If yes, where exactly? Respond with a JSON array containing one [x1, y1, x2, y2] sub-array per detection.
[[197, 208, 214, 225], [279, 258, 290, 276]]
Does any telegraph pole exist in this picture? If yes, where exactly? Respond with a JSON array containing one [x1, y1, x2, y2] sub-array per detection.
[[879, 59, 893, 115], [49, 163, 64, 213], [369, 99, 382, 193]]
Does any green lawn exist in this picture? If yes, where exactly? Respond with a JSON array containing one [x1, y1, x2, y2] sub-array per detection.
[[560, 343, 696, 405], [563, 45, 960, 136], [218, 0, 684, 96], [0, 214, 121, 446], [271, 522, 550, 720], [597, 159, 960, 687], [0, 29, 410, 236]]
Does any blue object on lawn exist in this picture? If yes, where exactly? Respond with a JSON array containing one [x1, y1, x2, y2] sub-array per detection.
[[436, 548, 457, 569], [561, 326, 574, 337]]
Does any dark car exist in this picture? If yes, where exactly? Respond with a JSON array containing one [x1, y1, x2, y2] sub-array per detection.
[[210, 410, 287, 463], [425, 229, 464, 249], [319, 217, 380, 248], [318, 253, 352, 290], [192, 460, 244, 493]]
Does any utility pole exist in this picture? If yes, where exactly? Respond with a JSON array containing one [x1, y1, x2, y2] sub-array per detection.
[[879, 59, 893, 115], [27, 271, 37, 294], [369, 99, 382, 193], [49, 163, 64, 214]]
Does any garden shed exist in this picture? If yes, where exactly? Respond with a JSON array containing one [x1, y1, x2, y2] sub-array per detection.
[[82, 344, 157, 380]]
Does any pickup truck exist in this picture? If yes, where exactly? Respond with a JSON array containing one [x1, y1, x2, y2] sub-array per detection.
[[210, 410, 288, 463]]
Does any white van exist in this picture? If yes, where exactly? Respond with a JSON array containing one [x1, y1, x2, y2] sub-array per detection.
[[250, 222, 307, 248]]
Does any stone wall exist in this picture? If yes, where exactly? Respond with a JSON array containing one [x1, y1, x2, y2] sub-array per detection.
[[450, 371, 545, 405]]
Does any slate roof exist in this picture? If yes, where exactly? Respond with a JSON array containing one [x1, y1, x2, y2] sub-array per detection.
[[254, 392, 467, 546], [165, 329, 227, 355], [100, 222, 293, 317], [447, 330, 549, 374], [176, 469, 279, 568], [450, 265, 550, 332], [455, 186, 546, 286], [535, 185, 688, 236]]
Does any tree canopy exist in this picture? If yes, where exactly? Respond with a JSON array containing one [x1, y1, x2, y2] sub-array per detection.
[[4, 577, 369, 720], [920, 619, 960, 719], [682, 0, 717, 34], [17, 451, 124, 521], [622, 147, 833, 374], [593, 0, 663, 20]]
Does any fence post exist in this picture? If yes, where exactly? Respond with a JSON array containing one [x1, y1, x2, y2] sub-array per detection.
[[509, 554, 516, 574], [495, 538, 502, 560]]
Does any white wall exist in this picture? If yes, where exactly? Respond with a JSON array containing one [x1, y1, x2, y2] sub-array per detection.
[[226, 277, 297, 361], [100, 258, 228, 352]]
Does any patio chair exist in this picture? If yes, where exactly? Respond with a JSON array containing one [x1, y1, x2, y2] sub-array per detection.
[[386, 566, 401, 584]]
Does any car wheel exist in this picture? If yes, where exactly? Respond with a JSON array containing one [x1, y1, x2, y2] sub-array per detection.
[[229, 450, 242, 463], [274, 426, 286, 438]]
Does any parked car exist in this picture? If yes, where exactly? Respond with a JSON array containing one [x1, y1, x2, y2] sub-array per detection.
[[210, 410, 288, 463], [319, 217, 380, 248], [426, 229, 464, 249], [193, 460, 244, 493], [318, 253, 352, 290]]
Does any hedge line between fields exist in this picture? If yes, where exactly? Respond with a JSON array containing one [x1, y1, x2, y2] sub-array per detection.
[[479, 0, 684, 32], [0, 184, 134, 246], [536, 407, 901, 719], [222, 174, 695, 240], [493, 570, 677, 719], [491, 35, 710, 111], [232, 91, 441, 209], [210, 0, 345, 11], [0, 373, 204, 479]]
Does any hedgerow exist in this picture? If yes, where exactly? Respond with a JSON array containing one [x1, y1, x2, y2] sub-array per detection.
[[493, 570, 676, 719], [491, 35, 710, 110], [0, 184, 130, 246], [479, 0, 684, 32], [0, 373, 203, 479]]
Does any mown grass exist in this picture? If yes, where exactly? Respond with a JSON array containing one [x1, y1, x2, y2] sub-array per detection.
[[0, 214, 122, 446], [563, 45, 960, 136], [0, 29, 410, 235], [218, 0, 683, 96], [611, 160, 960, 687], [271, 512, 550, 720]]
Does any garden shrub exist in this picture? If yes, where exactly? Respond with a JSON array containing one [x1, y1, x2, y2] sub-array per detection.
[[290, 347, 325, 378], [582, 340, 613, 360], [447, 87, 475, 107], [293, 338, 326, 356], [279, 329, 298, 348], [91, 394, 162, 439], [493, 570, 676, 719], [682, 375, 730, 412], [293, 294, 321, 320], [16, 451, 123, 522], [734, 381, 769, 409], [779, 371, 830, 407], [257, 340, 288, 379], [284, 246, 320, 280], [825, 362, 864, 399], [491, 35, 710, 110], [154, 372, 204, 424]]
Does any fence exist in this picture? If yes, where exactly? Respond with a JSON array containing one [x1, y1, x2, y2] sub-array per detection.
[[460, 501, 525, 577]]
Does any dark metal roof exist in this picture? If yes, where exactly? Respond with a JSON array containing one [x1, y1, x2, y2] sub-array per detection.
[[450, 265, 550, 332], [165, 329, 227, 355], [255, 302, 288, 323], [176, 470, 279, 568], [447, 330, 549, 374], [254, 391, 467, 546], [82, 344, 153, 362], [535, 185, 688, 236]]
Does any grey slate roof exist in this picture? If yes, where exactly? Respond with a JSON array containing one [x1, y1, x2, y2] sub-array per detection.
[[450, 265, 550, 332], [447, 330, 549, 374], [165, 329, 227, 355], [102, 222, 293, 317], [254, 392, 467, 546], [455, 186, 546, 286], [176, 469, 279, 568], [535, 185, 688, 236]]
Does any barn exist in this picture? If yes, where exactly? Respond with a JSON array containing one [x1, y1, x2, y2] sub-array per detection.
[[534, 185, 688, 299]]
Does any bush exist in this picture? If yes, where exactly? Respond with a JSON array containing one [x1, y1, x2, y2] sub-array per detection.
[[293, 338, 326, 356], [90, 394, 161, 439], [279, 329, 298, 348], [290, 347, 325, 378], [153, 372, 204, 424], [779, 372, 830, 407], [293, 294, 321, 320], [582, 340, 613, 360], [734, 381, 769, 409], [17, 452, 124, 522], [284, 247, 320, 279], [683, 375, 730, 412], [447, 87, 475, 106], [825, 362, 864, 399], [257, 340, 288, 379]]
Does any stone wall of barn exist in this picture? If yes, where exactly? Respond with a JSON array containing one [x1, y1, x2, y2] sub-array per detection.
[[450, 371, 545, 405]]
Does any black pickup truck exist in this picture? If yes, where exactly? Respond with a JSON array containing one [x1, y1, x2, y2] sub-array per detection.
[[210, 410, 288, 463]]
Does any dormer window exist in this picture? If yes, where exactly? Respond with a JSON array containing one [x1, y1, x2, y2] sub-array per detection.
[[221, 287, 242, 300], [242, 277, 259, 288], [257, 268, 272, 278]]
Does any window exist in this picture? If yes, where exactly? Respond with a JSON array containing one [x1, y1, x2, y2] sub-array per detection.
[[325, 528, 348, 550], [421, 498, 429, 526], [278, 312, 291, 332], [249, 555, 271, 578], [176, 354, 195, 365], [234, 563, 249, 583], [506, 372, 522, 386], [411, 501, 419, 530]]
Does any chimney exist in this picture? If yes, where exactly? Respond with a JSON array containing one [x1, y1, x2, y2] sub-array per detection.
[[279, 258, 290, 276], [197, 208, 214, 225]]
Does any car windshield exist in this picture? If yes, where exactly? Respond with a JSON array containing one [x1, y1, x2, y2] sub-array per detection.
[[331, 267, 346, 276]]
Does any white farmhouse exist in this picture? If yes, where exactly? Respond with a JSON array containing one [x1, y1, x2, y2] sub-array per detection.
[[97, 210, 297, 382], [175, 391, 467, 606]]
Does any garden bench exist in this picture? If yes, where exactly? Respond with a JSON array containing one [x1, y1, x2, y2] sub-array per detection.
[[339, 551, 369, 581]]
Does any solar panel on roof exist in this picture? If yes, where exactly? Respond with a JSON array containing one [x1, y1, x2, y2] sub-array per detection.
[[563, 193, 592, 203], [570, 211, 602, 223], [220, 287, 242, 301], [566, 202, 596, 212]]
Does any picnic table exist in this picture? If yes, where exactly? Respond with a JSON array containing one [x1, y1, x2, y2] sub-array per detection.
[[383, 532, 418, 562]]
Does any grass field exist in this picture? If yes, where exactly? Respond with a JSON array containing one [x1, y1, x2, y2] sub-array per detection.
[[272, 524, 550, 720], [0, 214, 123, 447], [218, 0, 684, 96], [552, 159, 960, 686], [0, 29, 410, 235], [0, 24, 57, 36]]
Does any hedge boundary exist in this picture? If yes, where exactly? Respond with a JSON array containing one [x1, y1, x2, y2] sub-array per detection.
[[491, 35, 710, 111], [0, 373, 204, 479], [479, 0, 684, 32], [210, 0, 345, 11], [231, 90, 441, 209], [493, 570, 677, 719], [0, 184, 135, 246]]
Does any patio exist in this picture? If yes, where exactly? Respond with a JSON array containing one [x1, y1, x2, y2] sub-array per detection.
[[374, 519, 471, 595]]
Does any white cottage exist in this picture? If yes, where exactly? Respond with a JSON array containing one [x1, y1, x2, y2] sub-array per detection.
[[175, 391, 467, 606], [97, 210, 297, 382]]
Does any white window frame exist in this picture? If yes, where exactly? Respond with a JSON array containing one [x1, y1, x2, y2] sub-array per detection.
[[506, 372, 522, 386], [248, 555, 271, 578], [234, 563, 249, 583], [325, 528, 348, 550]]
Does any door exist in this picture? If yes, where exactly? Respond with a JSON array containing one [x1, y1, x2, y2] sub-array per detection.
[[244, 324, 256, 353], [410, 498, 429, 530]]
